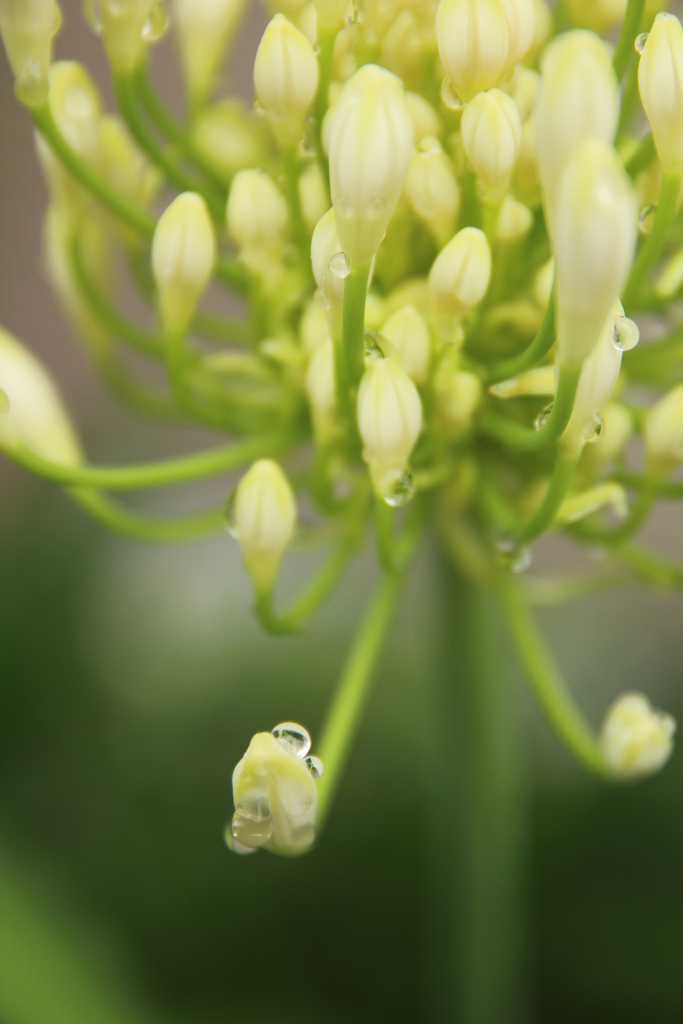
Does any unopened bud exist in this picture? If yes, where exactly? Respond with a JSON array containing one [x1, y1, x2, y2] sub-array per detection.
[[311, 208, 345, 336], [299, 162, 330, 234], [404, 137, 461, 246], [436, 0, 509, 105], [638, 13, 683, 176], [192, 100, 271, 180], [328, 64, 414, 266], [601, 693, 675, 779], [300, 300, 329, 355], [98, 0, 154, 73], [502, 65, 540, 123], [405, 92, 442, 142], [306, 336, 337, 439], [434, 366, 482, 434], [580, 402, 633, 466], [98, 115, 159, 208], [461, 88, 521, 200], [357, 355, 422, 497], [254, 14, 319, 148], [227, 169, 288, 273], [429, 227, 492, 321], [498, 0, 536, 73], [380, 305, 431, 385], [152, 192, 216, 332], [313, 0, 348, 29], [565, 0, 626, 32], [0, 0, 59, 105], [556, 482, 628, 524], [233, 459, 297, 593], [496, 194, 533, 243], [174, 0, 246, 110], [644, 384, 683, 475]]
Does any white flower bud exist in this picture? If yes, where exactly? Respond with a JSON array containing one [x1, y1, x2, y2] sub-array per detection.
[[173, 0, 246, 110], [502, 65, 540, 124], [300, 300, 329, 355], [405, 92, 442, 143], [253, 14, 319, 148], [98, 0, 154, 73], [192, 101, 271, 180], [98, 115, 159, 207], [227, 169, 288, 273], [151, 192, 216, 332], [306, 336, 337, 439], [436, 0, 509, 105], [233, 459, 297, 592], [314, 0, 349, 30], [638, 13, 683, 176], [380, 305, 431, 384], [429, 227, 492, 321], [644, 384, 683, 474], [0, 0, 59, 105], [552, 140, 638, 368], [536, 30, 620, 210], [601, 694, 675, 779], [495, 194, 533, 243], [299, 162, 330, 234], [556, 482, 628, 524], [565, 0, 626, 33], [329, 64, 414, 266], [357, 355, 422, 496], [435, 367, 482, 434], [461, 88, 521, 200], [498, 0, 536, 72], [404, 137, 461, 247], [0, 325, 82, 466], [231, 730, 318, 855]]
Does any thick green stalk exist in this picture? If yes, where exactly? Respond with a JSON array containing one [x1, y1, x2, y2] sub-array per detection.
[[479, 363, 581, 451], [342, 263, 371, 388], [623, 173, 682, 311], [484, 284, 555, 384], [612, 0, 646, 79], [515, 452, 579, 543], [70, 489, 224, 543]]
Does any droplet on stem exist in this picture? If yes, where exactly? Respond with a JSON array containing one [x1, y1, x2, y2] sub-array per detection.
[[305, 755, 324, 778], [328, 251, 351, 279], [383, 471, 415, 508], [534, 402, 554, 431]]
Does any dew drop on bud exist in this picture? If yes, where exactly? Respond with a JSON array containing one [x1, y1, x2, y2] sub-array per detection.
[[612, 316, 640, 352], [384, 471, 416, 508], [224, 824, 258, 855], [534, 402, 554, 431], [328, 252, 351, 279], [363, 331, 385, 362], [496, 538, 533, 574], [635, 32, 649, 54], [418, 134, 441, 156], [272, 722, 312, 757], [639, 205, 657, 235], [142, 0, 170, 41], [582, 413, 603, 445], [232, 793, 274, 847], [313, 287, 330, 310], [305, 755, 324, 778], [440, 76, 465, 111]]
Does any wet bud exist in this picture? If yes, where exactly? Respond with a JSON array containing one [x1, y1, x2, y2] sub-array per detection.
[[253, 14, 319, 148], [227, 169, 288, 273], [580, 402, 633, 466], [638, 13, 683, 176], [404, 137, 461, 247], [429, 227, 492, 322], [328, 64, 414, 266], [231, 727, 318, 855], [565, 0, 626, 33], [152, 192, 216, 332], [461, 88, 521, 201], [306, 336, 337, 439], [98, 0, 154, 73], [601, 693, 675, 779], [536, 30, 620, 209], [314, 0, 348, 30], [644, 384, 683, 475], [435, 0, 509, 105], [174, 0, 246, 110], [380, 305, 431, 384], [495, 194, 533, 243], [498, 0, 536, 73], [357, 355, 423, 498], [311, 208, 345, 336], [552, 140, 638, 368], [233, 460, 297, 593], [0, 0, 59, 105], [0, 324, 82, 465]]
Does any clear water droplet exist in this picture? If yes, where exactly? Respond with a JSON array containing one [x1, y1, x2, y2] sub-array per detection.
[[253, 96, 264, 116], [440, 76, 466, 111], [0, 388, 9, 417], [635, 32, 649, 54], [496, 538, 533, 574], [224, 824, 258, 855], [384, 471, 416, 508], [232, 791, 273, 848], [366, 195, 386, 218], [15, 62, 48, 106], [612, 316, 640, 352], [364, 330, 385, 362], [305, 755, 324, 778], [582, 413, 603, 444], [534, 402, 554, 431], [272, 722, 312, 757], [639, 204, 657, 235], [142, 0, 169, 41], [329, 251, 351, 279], [313, 287, 330, 310]]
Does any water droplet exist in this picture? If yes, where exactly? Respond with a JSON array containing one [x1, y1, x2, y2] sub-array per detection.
[[384, 471, 416, 508], [142, 1, 170, 42], [329, 251, 351, 279], [272, 722, 312, 757], [253, 96, 264, 116], [440, 76, 466, 111], [0, 388, 9, 417], [313, 287, 330, 310], [582, 414, 603, 444], [635, 32, 649, 54], [534, 402, 554, 431], [305, 756, 324, 778], [232, 791, 273, 848], [366, 195, 386, 218], [612, 316, 640, 352], [496, 538, 533, 574], [364, 330, 386, 362], [15, 62, 48, 106], [224, 824, 258, 855], [639, 204, 657, 235]]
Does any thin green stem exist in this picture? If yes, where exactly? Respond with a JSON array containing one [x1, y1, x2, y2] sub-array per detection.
[[479, 363, 581, 451], [342, 263, 371, 388], [613, 0, 646, 80], [615, 471, 683, 499], [615, 542, 683, 588], [281, 147, 309, 251], [626, 133, 656, 177], [70, 489, 225, 543], [374, 496, 396, 571], [484, 284, 556, 384], [623, 172, 682, 311], [515, 453, 579, 543]]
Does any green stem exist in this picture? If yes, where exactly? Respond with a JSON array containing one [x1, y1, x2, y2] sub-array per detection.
[[281, 147, 309, 252], [70, 489, 224, 543], [515, 452, 579, 543], [626, 133, 656, 177], [374, 496, 396, 571], [572, 485, 655, 546], [623, 172, 682, 311], [616, 471, 683, 499], [612, 0, 646, 80], [484, 284, 556, 384], [479, 362, 581, 451], [615, 542, 683, 588], [342, 263, 371, 388]]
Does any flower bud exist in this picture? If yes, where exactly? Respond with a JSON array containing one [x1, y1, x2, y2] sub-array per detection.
[[498, 0, 536, 72], [0, 0, 59, 105], [313, 0, 348, 31], [357, 355, 422, 497], [502, 65, 540, 123], [580, 402, 632, 466], [434, 366, 482, 434], [98, 115, 159, 208], [227, 169, 288, 273], [300, 300, 329, 355], [404, 137, 461, 247], [233, 460, 297, 592], [299, 162, 330, 234], [644, 384, 683, 475], [98, 0, 154, 73], [601, 693, 675, 779], [152, 192, 216, 332], [231, 728, 318, 855], [638, 13, 683, 176], [253, 14, 319, 148], [495, 194, 533, 243], [306, 336, 337, 439], [556, 482, 628, 524], [174, 0, 246, 110], [311, 208, 345, 336], [405, 92, 442, 142], [328, 64, 414, 266], [565, 0, 626, 33], [552, 140, 638, 367], [461, 88, 521, 200], [428, 227, 492, 322], [192, 100, 271, 180], [536, 30, 620, 209], [0, 324, 82, 466], [435, 0, 509, 105], [380, 305, 431, 384]]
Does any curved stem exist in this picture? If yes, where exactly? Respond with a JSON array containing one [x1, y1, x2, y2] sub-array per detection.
[[70, 489, 224, 543], [572, 485, 655, 546], [623, 172, 682, 311], [484, 284, 555, 384], [479, 363, 581, 452], [612, 0, 646, 80], [342, 263, 371, 388], [514, 453, 579, 544]]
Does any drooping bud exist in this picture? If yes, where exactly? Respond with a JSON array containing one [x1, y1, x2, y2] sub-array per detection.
[[435, 0, 509, 105], [357, 355, 422, 498], [461, 88, 522, 201], [151, 192, 216, 332], [98, 115, 159, 208], [638, 13, 683, 176], [380, 305, 431, 385], [173, 0, 246, 110], [233, 459, 297, 593], [552, 140, 638, 367], [0, 0, 60, 106], [404, 137, 461, 247], [644, 384, 683, 475], [498, 0, 536, 73], [556, 482, 628, 524], [227, 169, 288, 274], [97, 0, 154, 73], [328, 64, 414, 266], [253, 14, 319, 148], [428, 227, 492, 322], [601, 693, 676, 779]]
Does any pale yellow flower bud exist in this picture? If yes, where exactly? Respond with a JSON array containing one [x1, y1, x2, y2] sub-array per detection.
[[461, 88, 521, 200], [502, 65, 540, 123], [380, 305, 431, 384], [0, 325, 82, 466], [601, 694, 675, 779], [313, 0, 349, 30], [329, 64, 414, 266], [404, 137, 460, 246], [233, 459, 297, 593], [656, 247, 683, 300], [638, 13, 683, 176], [300, 300, 329, 355], [0, 0, 59, 105], [405, 92, 442, 142], [98, 115, 159, 208], [227, 169, 288, 272], [173, 0, 246, 109], [436, 0, 509, 105], [435, 367, 482, 434], [512, 114, 540, 205], [357, 355, 422, 497], [152, 192, 216, 332], [306, 336, 337, 438], [552, 140, 638, 368], [429, 227, 492, 321], [98, 0, 154, 73], [254, 14, 319, 148], [192, 101, 271, 180], [381, 10, 424, 90], [532, 256, 554, 309], [580, 402, 633, 466], [44, 204, 111, 348], [565, 0, 626, 33], [644, 384, 683, 475], [498, 0, 536, 72], [495, 194, 533, 243], [556, 481, 628, 524], [299, 162, 330, 234], [529, 0, 551, 58], [311, 208, 345, 336]]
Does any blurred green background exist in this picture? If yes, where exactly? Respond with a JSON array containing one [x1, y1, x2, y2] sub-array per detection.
[[1, 4, 683, 1022]]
